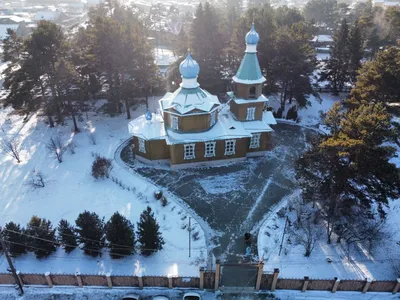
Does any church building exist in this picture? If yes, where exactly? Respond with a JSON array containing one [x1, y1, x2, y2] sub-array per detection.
[[128, 24, 276, 168]]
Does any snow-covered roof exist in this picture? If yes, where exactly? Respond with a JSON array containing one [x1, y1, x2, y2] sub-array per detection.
[[33, 10, 62, 22], [165, 106, 273, 145], [128, 113, 167, 140], [159, 87, 221, 115], [228, 92, 269, 104], [311, 35, 333, 43], [233, 52, 265, 84], [241, 111, 277, 134], [0, 15, 31, 23]]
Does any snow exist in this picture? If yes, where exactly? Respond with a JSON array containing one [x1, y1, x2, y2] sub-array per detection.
[[153, 47, 176, 67], [311, 35, 333, 43], [0, 286, 399, 299], [231, 76, 266, 85], [0, 103, 207, 276], [128, 113, 167, 140]]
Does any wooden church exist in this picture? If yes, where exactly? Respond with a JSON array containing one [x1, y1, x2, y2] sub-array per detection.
[[128, 24, 276, 168]]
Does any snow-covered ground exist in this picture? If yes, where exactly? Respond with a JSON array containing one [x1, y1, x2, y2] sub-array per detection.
[[0, 286, 399, 300], [0, 102, 207, 276]]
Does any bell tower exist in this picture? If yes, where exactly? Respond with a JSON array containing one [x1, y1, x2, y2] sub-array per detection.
[[229, 24, 267, 122]]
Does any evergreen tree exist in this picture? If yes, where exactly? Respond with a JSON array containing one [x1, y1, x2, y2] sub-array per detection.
[[348, 20, 364, 84], [136, 207, 164, 256], [57, 219, 78, 254], [319, 19, 350, 94], [2, 222, 27, 257], [297, 103, 399, 243], [303, 0, 339, 31], [106, 212, 135, 258], [2, 28, 23, 64], [271, 23, 317, 112], [349, 47, 400, 106], [26, 216, 57, 259], [75, 211, 105, 257], [189, 2, 225, 93]]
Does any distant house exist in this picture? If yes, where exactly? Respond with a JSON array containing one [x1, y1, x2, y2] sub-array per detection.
[[373, 0, 400, 7], [0, 15, 34, 40], [33, 9, 67, 23], [86, 0, 105, 7]]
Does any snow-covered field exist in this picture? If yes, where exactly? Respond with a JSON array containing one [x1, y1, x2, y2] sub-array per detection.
[[0, 102, 207, 276]]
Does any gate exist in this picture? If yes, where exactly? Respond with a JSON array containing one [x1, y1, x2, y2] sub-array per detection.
[[220, 263, 258, 288]]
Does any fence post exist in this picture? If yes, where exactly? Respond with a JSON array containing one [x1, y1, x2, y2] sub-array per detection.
[[255, 261, 264, 291], [168, 275, 173, 289], [199, 267, 204, 290], [270, 268, 279, 292], [214, 260, 221, 290], [75, 272, 83, 288], [332, 277, 340, 293], [16, 271, 23, 287], [301, 276, 309, 292], [392, 278, 400, 294], [106, 273, 112, 288], [138, 276, 143, 288], [362, 278, 372, 294], [45, 272, 53, 288]]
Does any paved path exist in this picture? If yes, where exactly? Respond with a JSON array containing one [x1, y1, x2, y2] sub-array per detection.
[[120, 124, 318, 264]]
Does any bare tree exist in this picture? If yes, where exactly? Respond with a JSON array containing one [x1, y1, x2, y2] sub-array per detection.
[[26, 169, 48, 189], [46, 135, 65, 163], [0, 137, 21, 163]]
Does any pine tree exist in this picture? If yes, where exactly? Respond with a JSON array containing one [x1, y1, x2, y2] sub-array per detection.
[[2, 222, 27, 257], [349, 46, 400, 107], [136, 207, 165, 256], [75, 211, 105, 257], [2, 28, 23, 64], [106, 212, 135, 258], [319, 19, 350, 94], [57, 219, 78, 254], [26, 216, 57, 259], [348, 19, 364, 84], [297, 103, 399, 243]]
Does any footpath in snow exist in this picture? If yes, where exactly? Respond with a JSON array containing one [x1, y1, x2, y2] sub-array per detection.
[[0, 102, 208, 276]]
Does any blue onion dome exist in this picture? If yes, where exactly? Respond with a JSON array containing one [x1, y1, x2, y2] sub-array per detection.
[[145, 109, 152, 121], [179, 51, 200, 79], [245, 23, 259, 45]]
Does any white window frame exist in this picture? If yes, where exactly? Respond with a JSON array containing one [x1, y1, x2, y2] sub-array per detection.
[[210, 111, 217, 127], [249, 133, 261, 149], [204, 142, 216, 158], [170, 115, 179, 130], [224, 140, 236, 156], [138, 138, 146, 153], [246, 107, 256, 121], [184, 143, 195, 160]]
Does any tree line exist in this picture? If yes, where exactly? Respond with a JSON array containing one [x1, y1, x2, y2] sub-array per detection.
[[2, 2, 158, 131], [0, 207, 164, 259]]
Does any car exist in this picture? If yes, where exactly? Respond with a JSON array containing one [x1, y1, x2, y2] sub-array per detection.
[[152, 296, 169, 300], [122, 294, 140, 300], [183, 292, 201, 300]]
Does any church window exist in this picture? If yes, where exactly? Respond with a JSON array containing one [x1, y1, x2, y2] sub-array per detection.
[[246, 107, 256, 121], [249, 133, 261, 149], [224, 140, 236, 156], [249, 86, 256, 99], [204, 142, 216, 158], [171, 115, 179, 130], [210, 111, 217, 127], [138, 138, 146, 153], [184, 144, 195, 160]]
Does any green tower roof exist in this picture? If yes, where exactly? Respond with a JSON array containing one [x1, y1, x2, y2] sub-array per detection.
[[233, 53, 265, 84]]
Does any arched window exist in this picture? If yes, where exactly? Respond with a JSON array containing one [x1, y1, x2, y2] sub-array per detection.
[[249, 86, 256, 99]]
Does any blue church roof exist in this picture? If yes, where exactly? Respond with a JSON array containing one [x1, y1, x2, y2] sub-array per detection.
[[245, 23, 259, 45], [179, 51, 200, 79], [233, 53, 265, 83]]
